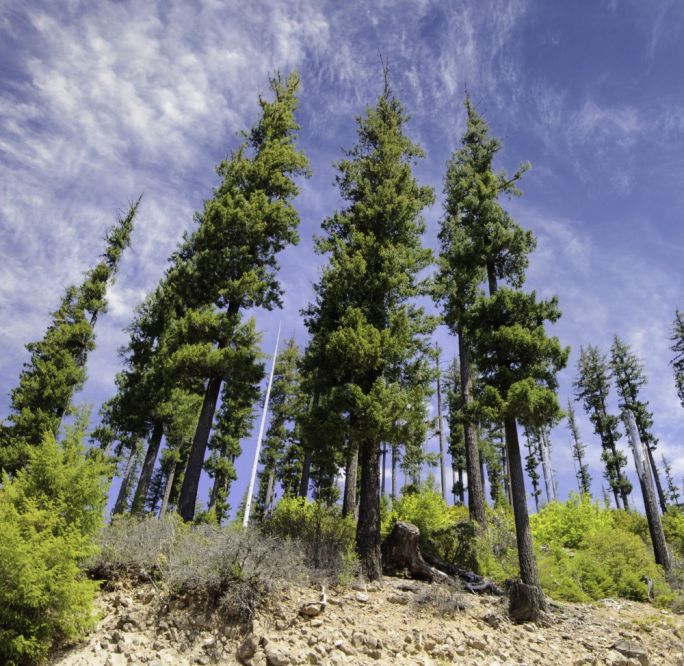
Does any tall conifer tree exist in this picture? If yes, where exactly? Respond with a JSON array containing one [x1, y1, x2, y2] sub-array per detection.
[[670, 310, 684, 407], [0, 200, 139, 474], [574, 345, 631, 509], [175, 73, 309, 521], [304, 74, 434, 579], [610, 335, 666, 512], [566, 400, 591, 494]]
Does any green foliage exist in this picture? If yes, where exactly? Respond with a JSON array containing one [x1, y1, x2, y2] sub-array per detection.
[[530, 494, 613, 549], [574, 345, 632, 508], [531, 496, 669, 603], [263, 496, 357, 580], [663, 509, 684, 559], [387, 488, 453, 541], [0, 424, 108, 665], [670, 309, 684, 409]]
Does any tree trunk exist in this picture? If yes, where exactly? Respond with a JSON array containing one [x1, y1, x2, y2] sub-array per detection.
[[264, 469, 276, 515], [112, 445, 139, 516], [298, 448, 312, 498], [159, 462, 176, 519], [436, 367, 448, 503], [381, 521, 447, 582], [391, 443, 398, 501], [178, 375, 222, 521], [626, 412, 671, 572], [130, 422, 164, 516], [457, 467, 465, 504], [342, 445, 359, 518], [458, 329, 486, 525], [356, 439, 382, 580], [644, 443, 668, 513], [207, 470, 225, 513], [504, 416, 546, 621], [539, 429, 556, 504]]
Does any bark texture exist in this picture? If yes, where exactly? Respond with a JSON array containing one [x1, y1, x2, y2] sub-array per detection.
[[130, 421, 164, 516], [356, 439, 382, 580]]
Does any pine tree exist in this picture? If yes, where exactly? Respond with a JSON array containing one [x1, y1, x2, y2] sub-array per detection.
[[303, 74, 435, 579], [205, 319, 263, 522], [662, 455, 681, 505], [254, 338, 304, 519], [524, 428, 542, 511], [445, 358, 467, 504], [175, 73, 309, 521], [567, 400, 591, 494], [0, 201, 139, 474], [610, 335, 667, 512], [670, 309, 684, 407], [574, 345, 631, 509], [440, 97, 567, 619]]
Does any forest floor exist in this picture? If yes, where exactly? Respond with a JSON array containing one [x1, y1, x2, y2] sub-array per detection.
[[51, 576, 684, 666]]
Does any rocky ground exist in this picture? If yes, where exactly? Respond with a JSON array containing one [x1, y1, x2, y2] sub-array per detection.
[[51, 577, 684, 666]]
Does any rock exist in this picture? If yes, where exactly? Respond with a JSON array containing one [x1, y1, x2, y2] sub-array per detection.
[[613, 639, 649, 665], [355, 592, 369, 603], [237, 634, 260, 662], [387, 593, 409, 605], [467, 637, 488, 651], [482, 612, 502, 628], [264, 644, 290, 666]]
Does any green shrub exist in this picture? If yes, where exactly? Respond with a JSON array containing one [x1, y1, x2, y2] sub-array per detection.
[[474, 506, 519, 582], [663, 509, 684, 559], [530, 493, 612, 549], [0, 427, 108, 665], [610, 508, 650, 545], [263, 496, 357, 581]]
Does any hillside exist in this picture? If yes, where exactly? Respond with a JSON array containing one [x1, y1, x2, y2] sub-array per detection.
[[52, 577, 684, 666]]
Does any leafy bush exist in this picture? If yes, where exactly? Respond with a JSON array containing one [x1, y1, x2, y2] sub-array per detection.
[[0, 428, 108, 665], [474, 506, 519, 582], [388, 489, 454, 542], [530, 493, 612, 548], [663, 509, 684, 559], [531, 495, 670, 603], [260, 496, 357, 581]]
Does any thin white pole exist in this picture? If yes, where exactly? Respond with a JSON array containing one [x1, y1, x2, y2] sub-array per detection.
[[243, 322, 281, 528]]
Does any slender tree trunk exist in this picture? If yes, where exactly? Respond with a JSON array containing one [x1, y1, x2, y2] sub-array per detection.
[[130, 422, 164, 516], [505, 416, 546, 618], [264, 469, 276, 514], [539, 429, 556, 504], [381, 444, 387, 498], [298, 449, 312, 498], [112, 445, 139, 516], [391, 443, 398, 501], [178, 376, 222, 521], [436, 366, 448, 503], [457, 467, 465, 504], [343, 445, 359, 518], [644, 443, 667, 513], [458, 329, 486, 525], [626, 412, 671, 572], [356, 438, 382, 580], [159, 462, 176, 519], [207, 470, 225, 513]]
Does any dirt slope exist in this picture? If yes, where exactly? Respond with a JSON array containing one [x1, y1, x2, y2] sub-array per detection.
[[51, 577, 684, 666]]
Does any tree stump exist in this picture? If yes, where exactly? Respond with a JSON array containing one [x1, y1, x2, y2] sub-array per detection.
[[381, 521, 447, 582], [509, 581, 546, 622]]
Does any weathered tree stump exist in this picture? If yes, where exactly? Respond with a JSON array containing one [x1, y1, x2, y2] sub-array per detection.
[[509, 581, 547, 622], [381, 521, 448, 583]]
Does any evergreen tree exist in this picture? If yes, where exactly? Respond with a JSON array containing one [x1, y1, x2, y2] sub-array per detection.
[[524, 427, 542, 512], [574, 345, 631, 509], [0, 201, 139, 474], [670, 309, 684, 407], [176, 73, 309, 521], [567, 400, 591, 494], [205, 319, 263, 522], [445, 358, 467, 504], [254, 338, 304, 518], [610, 335, 667, 512], [662, 455, 681, 505], [440, 97, 567, 618], [303, 74, 434, 579]]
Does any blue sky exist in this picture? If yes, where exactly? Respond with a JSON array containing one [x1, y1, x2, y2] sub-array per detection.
[[1, 0, 683, 515]]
